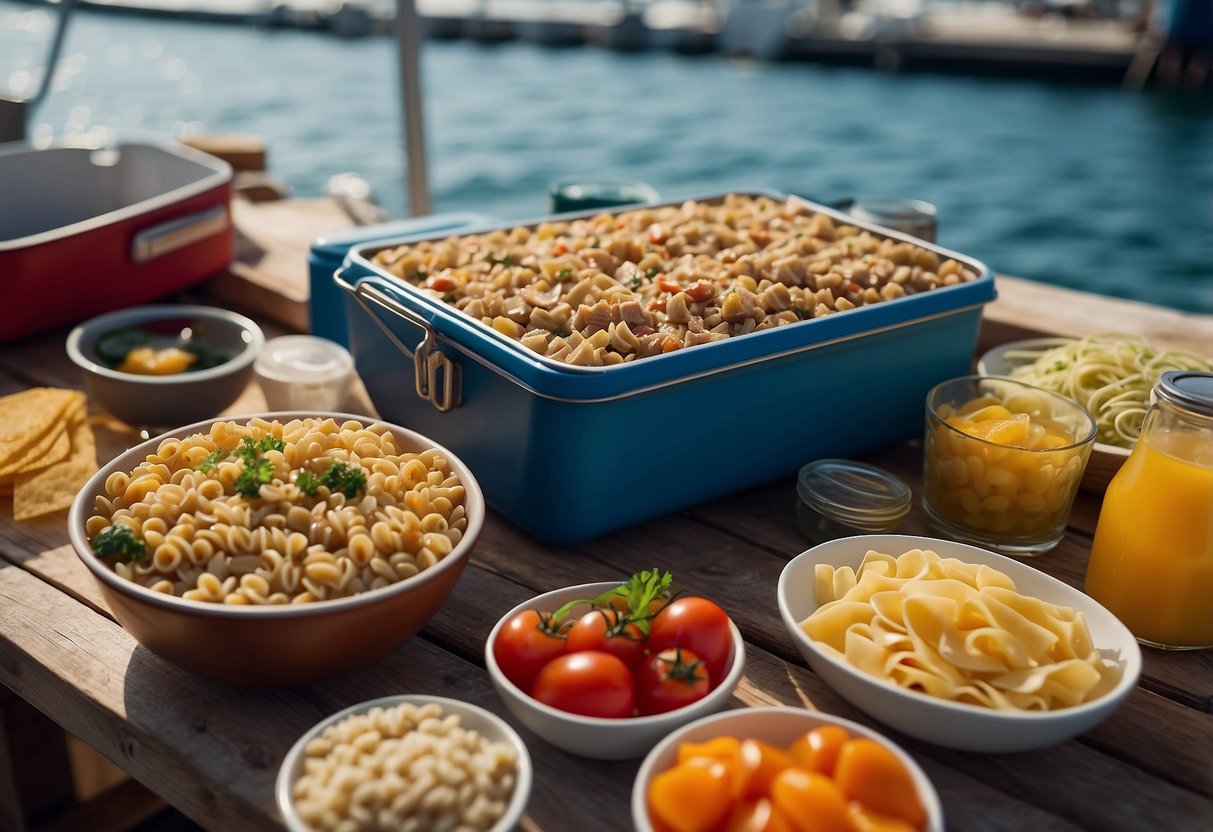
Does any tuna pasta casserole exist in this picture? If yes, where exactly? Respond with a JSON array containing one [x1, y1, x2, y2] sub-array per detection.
[[371, 194, 981, 368]]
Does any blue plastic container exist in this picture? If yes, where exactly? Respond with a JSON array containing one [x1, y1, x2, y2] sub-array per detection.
[[335, 194, 996, 544], [308, 213, 486, 344]]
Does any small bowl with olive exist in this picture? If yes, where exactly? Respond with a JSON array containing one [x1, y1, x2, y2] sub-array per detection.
[[66, 304, 264, 430]]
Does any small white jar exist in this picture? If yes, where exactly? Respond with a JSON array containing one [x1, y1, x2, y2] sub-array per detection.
[[254, 335, 355, 411]]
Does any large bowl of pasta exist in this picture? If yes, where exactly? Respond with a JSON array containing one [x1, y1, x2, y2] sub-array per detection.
[[777, 534, 1141, 752], [67, 412, 484, 686]]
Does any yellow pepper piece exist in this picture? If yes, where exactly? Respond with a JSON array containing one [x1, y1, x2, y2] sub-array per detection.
[[117, 346, 196, 375]]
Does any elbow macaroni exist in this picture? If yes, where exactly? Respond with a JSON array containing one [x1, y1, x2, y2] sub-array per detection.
[[84, 417, 467, 604], [801, 549, 1120, 712], [372, 194, 979, 367], [291, 701, 518, 832]]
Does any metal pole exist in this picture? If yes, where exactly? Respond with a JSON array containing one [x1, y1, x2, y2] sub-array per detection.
[[395, 0, 431, 216], [1, 0, 76, 144]]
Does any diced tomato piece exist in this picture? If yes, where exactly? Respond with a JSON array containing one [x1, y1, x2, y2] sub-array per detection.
[[553, 243, 568, 256], [684, 280, 716, 303], [656, 274, 682, 293], [424, 275, 457, 292]]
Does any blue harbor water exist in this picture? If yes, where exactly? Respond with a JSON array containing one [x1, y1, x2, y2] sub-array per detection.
[[3, 4, 1212, 312]]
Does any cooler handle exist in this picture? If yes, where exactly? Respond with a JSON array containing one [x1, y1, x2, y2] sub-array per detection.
[[131, 205, 230, 264], [335, 269, 461, 413]]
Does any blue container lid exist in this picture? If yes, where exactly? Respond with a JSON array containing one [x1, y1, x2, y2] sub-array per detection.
[[311, 213, 489, 258]]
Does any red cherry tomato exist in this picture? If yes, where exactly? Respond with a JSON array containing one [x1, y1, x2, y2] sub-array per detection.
[[565, 608, 647, 667], [637, 647, 710, 716], [530, 650, 635, 718], [493, 610, 567, 692], [647, 597, 734, 685]]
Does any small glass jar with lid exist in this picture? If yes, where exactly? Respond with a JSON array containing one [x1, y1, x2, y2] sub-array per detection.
[[1085, 371, 1213, 649], [795, 459, 912, 545]]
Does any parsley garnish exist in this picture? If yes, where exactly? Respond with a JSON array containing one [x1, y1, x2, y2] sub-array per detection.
[[555, 268, 573, 282], [551, 328, 568, 338], [442, 294, 457, 303], [235, 458, 274, 498], [319, 462, 367, 498], [232, 436, 286, 498], [236, 435, 286, 462], [628, 275, 643, 290], [295, 470, 320, 497], [90, 525, 146, 560], [645, 267, 660, 279], [414, 267, 428, 280], [487, 253, 514, 266], [793, 307, 812, 320], [196, 448, 228, 472]]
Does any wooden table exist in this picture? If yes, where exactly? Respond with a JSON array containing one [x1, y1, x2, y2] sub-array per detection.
[[2, 200, 1212, 831]]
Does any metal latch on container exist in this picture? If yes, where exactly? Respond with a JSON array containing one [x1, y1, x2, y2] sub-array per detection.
[[342, 274, 461, 412]]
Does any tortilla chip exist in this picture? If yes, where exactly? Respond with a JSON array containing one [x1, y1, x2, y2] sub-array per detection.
[[0, 420, 72, 480], [0, 388, 83, 469], [12, 416, 98, 521]]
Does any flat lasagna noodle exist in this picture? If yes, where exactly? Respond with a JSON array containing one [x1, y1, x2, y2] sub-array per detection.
[[802, 549, 1120, 712]]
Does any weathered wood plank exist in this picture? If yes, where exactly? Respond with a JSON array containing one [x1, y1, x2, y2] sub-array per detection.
[[0, 563, 627, 832], [442, 515, 1213, 800], [981, 275, 1213, 359]]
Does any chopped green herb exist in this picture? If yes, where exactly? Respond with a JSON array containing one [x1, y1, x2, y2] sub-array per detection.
[[196, 448, 228, 472], [414, 267, 428, 280], [235, 457, 274, 498], [90, 525, 146, 560], [230, 436, 286, 498], [793, 307, 812, 321], [555, 268, 573, 282], [724, 216, 736, 229], [236, 435, 285, 465], [552, 328, 568, 338], [628, 275, 643, 290], [295, 470, 320, 497], [487, 253, 514, 267], [319, 462, 367, 499], [442, 294, 457, 304], [645, 267, 660, 279]]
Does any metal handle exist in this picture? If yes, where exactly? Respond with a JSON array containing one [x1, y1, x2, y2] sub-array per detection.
[[131, 205, 229, 263], [336, 269, 461, 412]]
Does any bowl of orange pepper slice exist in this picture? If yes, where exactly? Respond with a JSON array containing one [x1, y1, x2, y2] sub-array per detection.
[[632, 706, 943, 832]]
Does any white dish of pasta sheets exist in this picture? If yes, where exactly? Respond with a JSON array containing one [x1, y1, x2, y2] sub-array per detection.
[[776, 534, 1141, 752]]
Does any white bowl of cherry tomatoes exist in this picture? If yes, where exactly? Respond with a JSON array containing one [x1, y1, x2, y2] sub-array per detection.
[[485, 570, 746, 760]]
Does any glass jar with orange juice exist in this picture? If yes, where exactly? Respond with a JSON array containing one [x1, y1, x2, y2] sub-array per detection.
[[1085, 371, 1213, 649]]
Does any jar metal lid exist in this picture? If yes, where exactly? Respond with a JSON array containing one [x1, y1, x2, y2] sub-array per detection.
[[796, 459, 912, 530], [1158, 371, 1213, 417]]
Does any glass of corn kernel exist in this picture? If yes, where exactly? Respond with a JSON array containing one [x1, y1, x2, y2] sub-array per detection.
[[922, 376, 1097, 556]]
